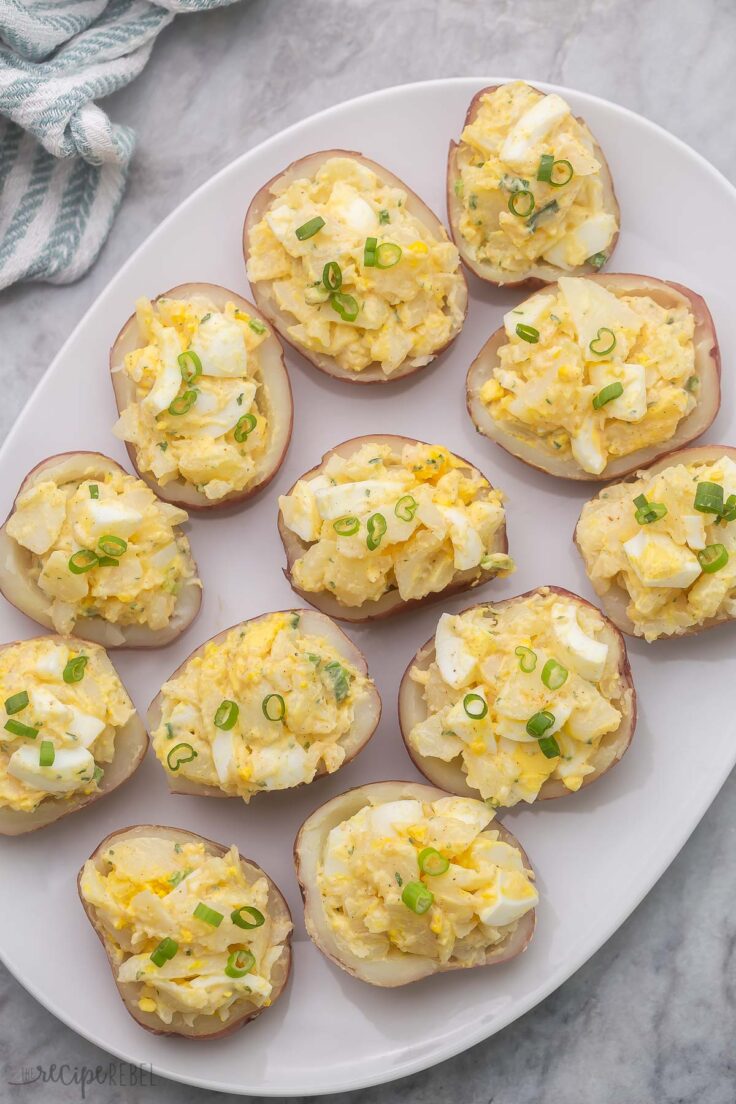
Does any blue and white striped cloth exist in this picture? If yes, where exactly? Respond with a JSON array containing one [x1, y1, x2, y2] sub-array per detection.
[[0, 0, 241, 290]]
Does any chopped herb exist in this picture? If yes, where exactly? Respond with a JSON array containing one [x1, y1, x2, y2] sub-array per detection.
[[290, 613, 300, 629], [325, 660, 350, 702], [200, 313, 211, 324], [158, 441, 168, 451], [165, 722, 174, 739], [527, 199, 559, 231], [378, 209, 390, 224], [168, 868, 192, 887], [174, 842, 182, 854], [469, 194, 478, 209], [454, 179, 464, 197], [395, 872, 403, 887], [248, 319, 266, 335], [586, 252, 607, 270]]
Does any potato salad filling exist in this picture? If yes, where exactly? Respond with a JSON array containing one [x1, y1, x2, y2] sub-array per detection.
[[246, 157, 466, 376], [80, 837, 291, 1026], [152, 613, 372, 798], [577, 455, 736, 640], [280, 442, 510, 609], [480, 278, 696, 475], [6, 467, 195, 634], [407, 592, 624, 807], [0, 638, 133, 813], [113, 296, 271, 501], [318, 796, 537, 965], [454, 81, 617, 276]]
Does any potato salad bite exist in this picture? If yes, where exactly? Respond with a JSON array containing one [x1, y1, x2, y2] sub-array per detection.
[[295, 782, 537, 987], [400, 589, 635, 808], [576, 446, 736, 641], [278, 436, 511, 622], [148, 610, 381, 799], [111, 283, 292, 508], [467, 275, 720, 480], [0, 636, 146, 835], [244, 151, 467, 382], [447, 81, 619, 285], [79, 826, 292, 1038], [0, 454, 201, 647]]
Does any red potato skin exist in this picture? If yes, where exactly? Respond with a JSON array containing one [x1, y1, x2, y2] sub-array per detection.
[[573, 444, 736, 639], [277, 434, 509, 624], [466, 274, 721, 482], [109, 283, 294, 512], [242, 149, 468, 385], [398, 586, 636, 804], [78, 824, 293, 1039], [446, 83, 621, 288]]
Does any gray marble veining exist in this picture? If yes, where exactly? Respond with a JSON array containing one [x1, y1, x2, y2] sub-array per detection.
[[1, 1, 735, 1101]]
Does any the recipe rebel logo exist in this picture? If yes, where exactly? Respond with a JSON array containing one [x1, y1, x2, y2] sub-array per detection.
[[6, 1061, 155, 1098]]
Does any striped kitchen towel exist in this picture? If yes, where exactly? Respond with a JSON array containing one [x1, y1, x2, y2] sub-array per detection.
[[0, 0, 242, 291]]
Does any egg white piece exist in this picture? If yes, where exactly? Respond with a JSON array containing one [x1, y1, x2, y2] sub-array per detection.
[[477, 870, 539, 927], [33, 645, 68, 682], [623, 530, 702, 589], [570, 421, 606, 476], [8, 744, 95, 793], [76, 498, 144, 541], [500, 94, 570, 168], [434, 613, 477, 689], [368, 799, 423, 838], [249, 744, 309, 790], [142, 324, 183, 416], [314, 480, 407, 520], [188, 315, 248, 377], [551, 601, 609, 681], [503, 295, 555, 341], [589, 362, 647, 423], [543, 213, 618, 269]]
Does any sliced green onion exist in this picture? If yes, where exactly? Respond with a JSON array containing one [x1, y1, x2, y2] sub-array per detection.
[[515, 646, 537, 673], [698, 543, 729, 574], [633, 493, 667, 525], [214, 699, 239, 731], [508, 189, 535, 217], [330, 291, 359, 322], [166, 742, 197, 771], [694, 481, 724, 515], [225, 949, 255, 978], [262, 693, 285, 721], [322, 261, 342, 291], [418, 847, 449, 877], [325, 660, 350, 703], [4, 719, 38, 739], [535, 153, 554, 181], [366, 513, 387, 551], [528, 198, 559, 230], [537, 155, 574, 186], [248, 319, 266, 335], [363, 236, 378, 267], [375, 242, 402, 268], [234, 413, 257, 442], [178, 350, 202, 384], [592, 382, 624, 409], [231, 906, 265, 930], [39, 740, 55, 767], [378, 209, 390, 224], [98, 534, 127, 558], [538, 734, 561, 759], [168, 389, 198, 416], [463, 693, 488, 720], [295, 216, 325, 240], [150, 937, 178, 967], [685, 374, 699, 393], [96, 556, 119, 568], [395, 495, 418, 522], [4, 690, 29, 715], [333, 515, 360, 537], [401, 881, 434, 914], [63, 656, 88, 684], [721, 494, 736, 523], [193, 902, 224, 927], [516, 324, 539, 344], [68, 549, 98, 574], [526, 710, 555, 738], [589, 327, 617, 356], [541, 658, 568, 690], [587, 252, 607, 270], [89, 484, 99, 499]]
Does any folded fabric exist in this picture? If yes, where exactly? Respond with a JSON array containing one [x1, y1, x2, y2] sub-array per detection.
[[0, 0, 242, 290]]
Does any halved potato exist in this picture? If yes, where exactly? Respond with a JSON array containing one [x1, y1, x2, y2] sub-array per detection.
[[0, 452, 201, 648], [147, 608, 381, 799], [243, 149, 468, 383], [110, 283, 293, 510], [0, 634, 147, 836], [575, 444, 736, 638], [447, 82, 620, 286], [78, 824, 292, 1038], [294, 780, 535, 987], [398, 587, 635, 803], [467, 275, 720, 481], [277, 434, 509, 623]]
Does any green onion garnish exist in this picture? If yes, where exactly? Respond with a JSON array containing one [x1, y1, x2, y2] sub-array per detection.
[[587, 252, 607, 270], [589, 327, 616, 356], [214, 700, 239, 731], [193, 902, 224, 927], [4, 690, 29, 715], [508, 189, 535, 217], [685, 375, 699, 392], [333, 516, 360, 536], [401, 881, 434, 914], [4, 719, 38, 739], [394, 495, 418, 522], [537, 154, 574, 186], [325, 660, 350, 703], [89, 484, 99, 499], [322, 261, 342, 291], [150, 937, 178, 967], [378, 209, 390, 224], [516, 324, 539, 344], [330, 291, 359, 322], [234, 413, 257, 442], [366, 513, 387, 551], [592, 381, 623, 409], [295, 216, 325, 240], [98, 534, 127, 558], [168, 389, 198, 416], [39, 740, 55, 767], [231, 906, 265, 930], [721, 495, 736, 523], [527, 198, 559, 230], [526, 710, 555, 738], [96, 556, 119, 567], [514, 646, 537, 673], [63, 656, 88, 684], [248, 319, 266, 335], [463, 693, 488, 720], [694, 481, 724, 515], [363, 236, 378, 267], [418, 848, 449, 877], [225, 949, 255, 978], [541, 659, 568, 690], [375, 242, 402, 268], [538, 734, 561, 759], [633, 493, 667, 525], [698, 544, 729, 574], [178, 350, 202, 384], [166, 742, 198, 771], [68, 549, 98, 574], [262, 693, 286, 721]]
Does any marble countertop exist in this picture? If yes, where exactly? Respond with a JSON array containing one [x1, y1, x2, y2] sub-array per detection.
[[1, 1, 735, 1101]]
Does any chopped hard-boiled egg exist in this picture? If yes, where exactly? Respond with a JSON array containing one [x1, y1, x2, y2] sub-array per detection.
[[79, 836, 292, 1027], [0, 638, 134, 813]]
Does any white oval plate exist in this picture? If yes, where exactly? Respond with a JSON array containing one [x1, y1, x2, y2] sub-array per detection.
[[0, 78, 734, 1097]]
